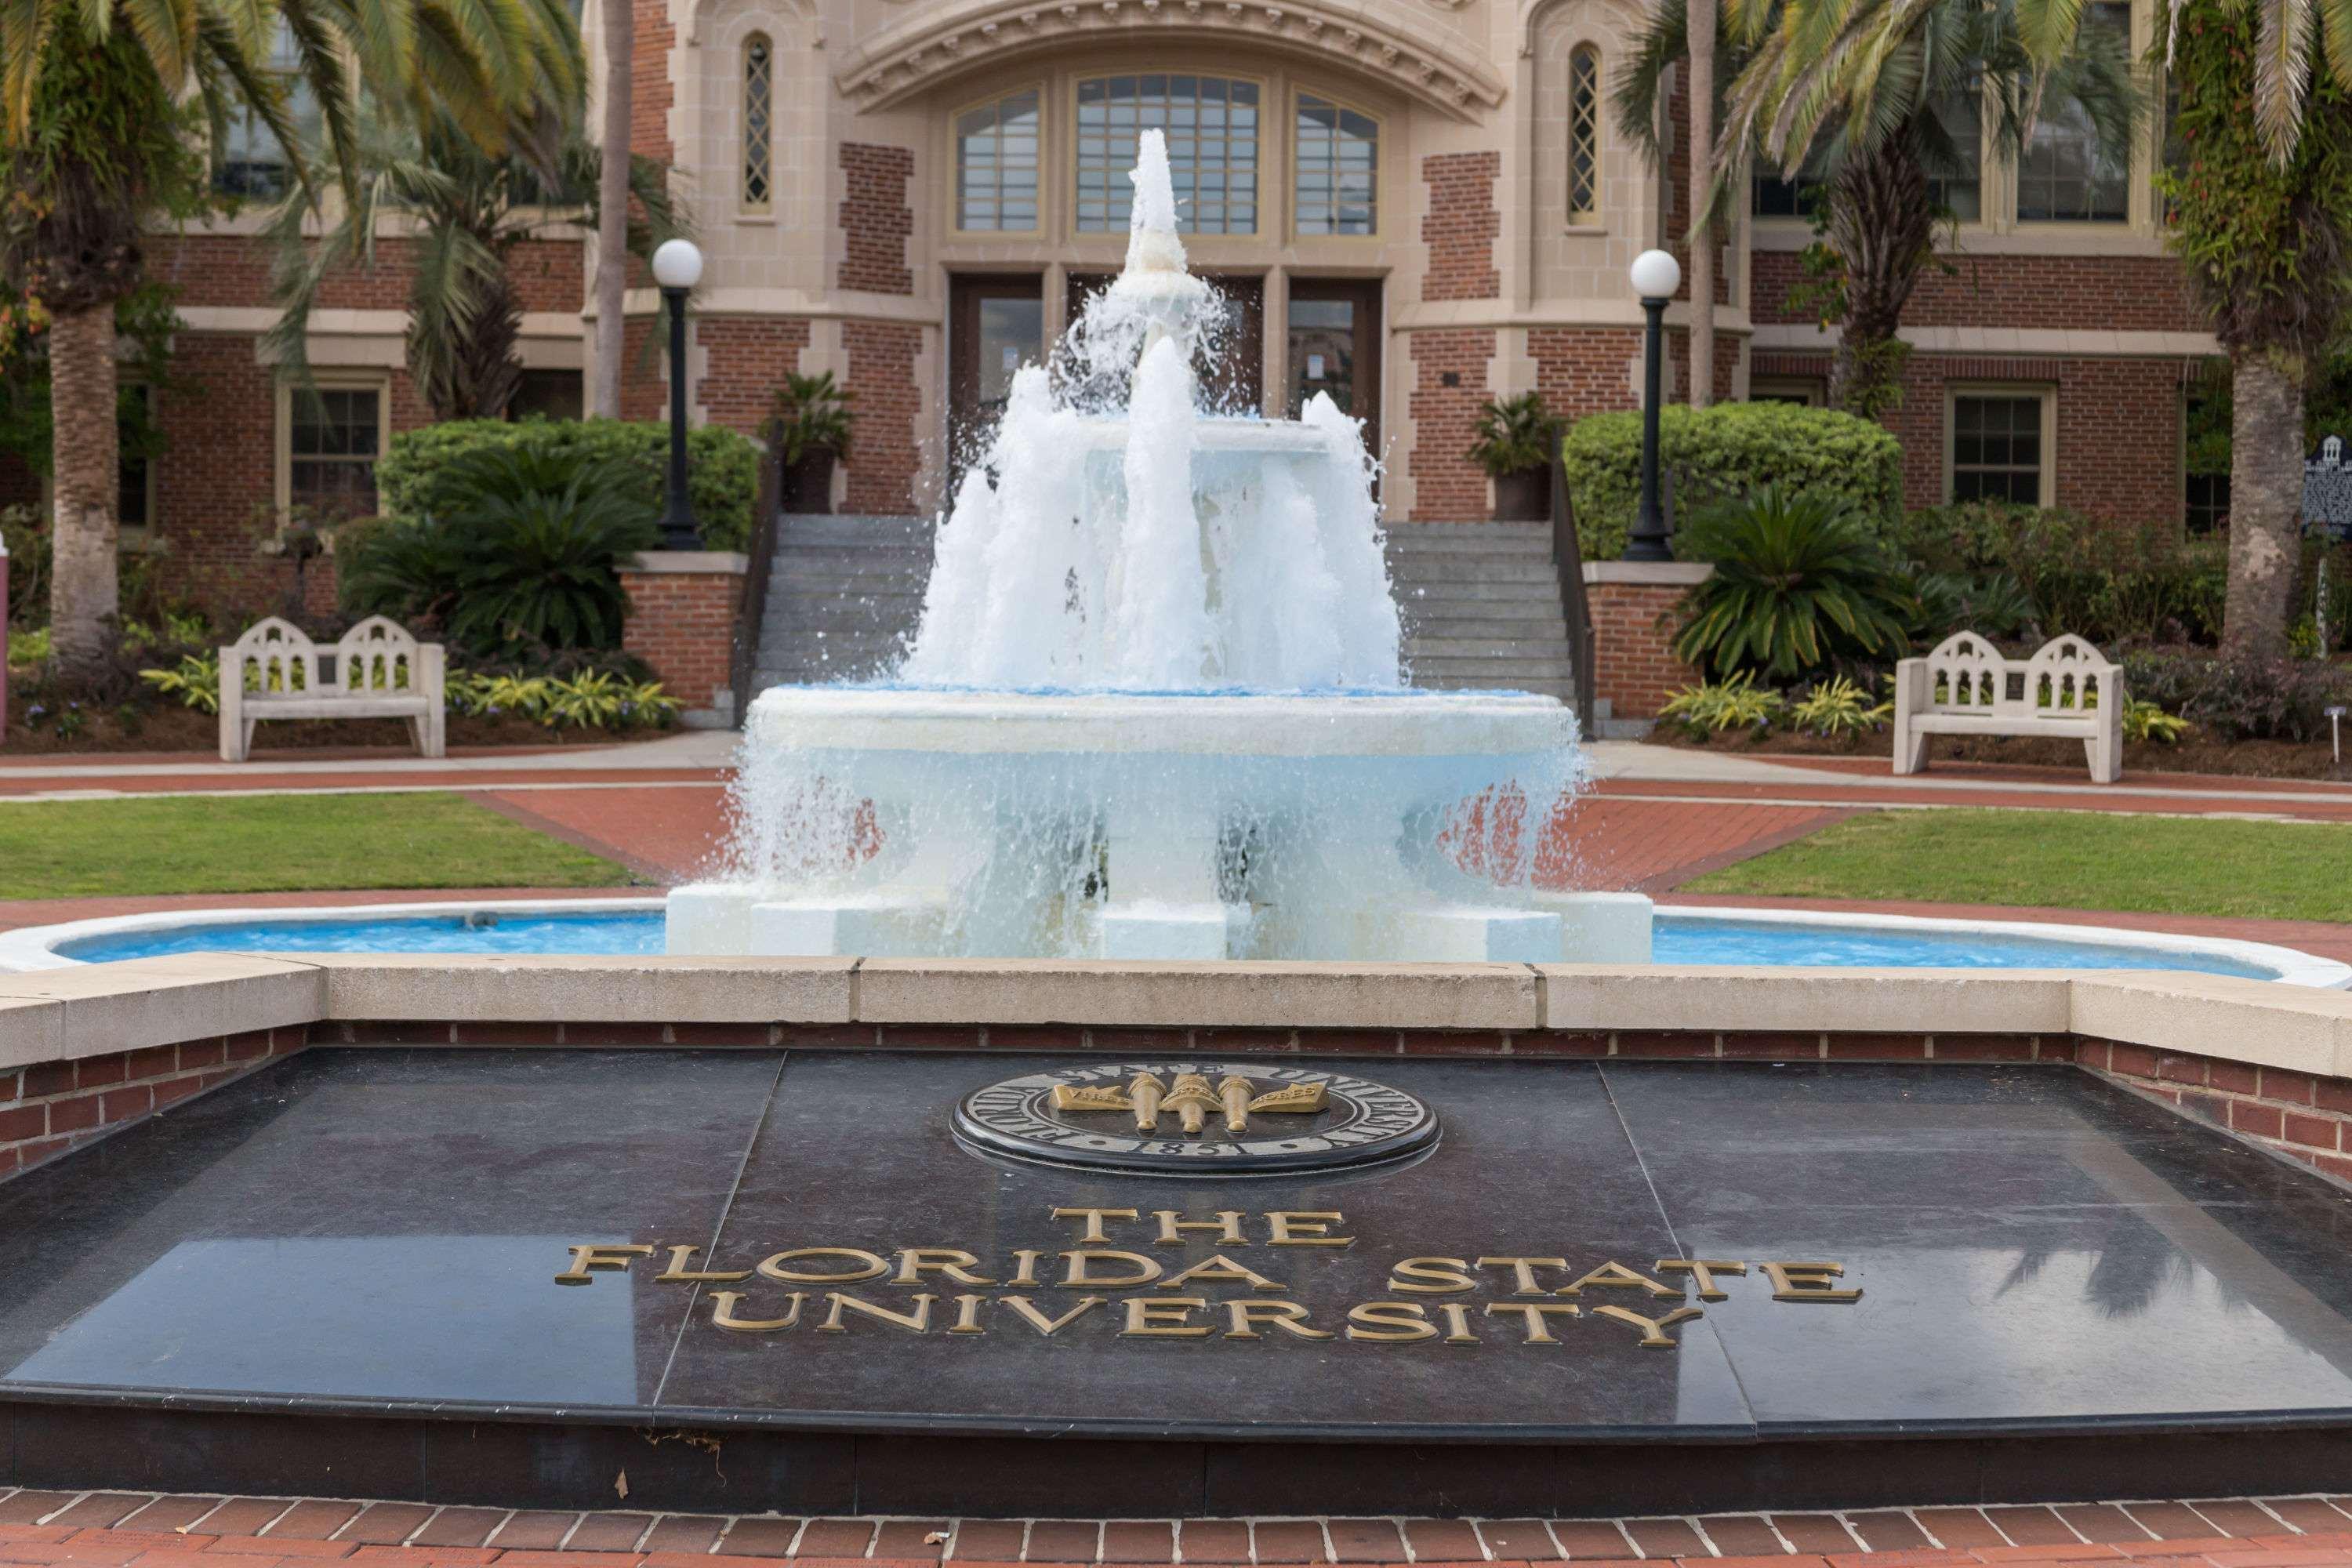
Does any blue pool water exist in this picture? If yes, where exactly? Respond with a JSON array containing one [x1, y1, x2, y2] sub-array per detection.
[[58, 909, 2278, 978]]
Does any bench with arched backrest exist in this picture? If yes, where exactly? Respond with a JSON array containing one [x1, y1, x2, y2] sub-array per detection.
[[1893, 631, 2124, 782], [218, 616, 445, 762]]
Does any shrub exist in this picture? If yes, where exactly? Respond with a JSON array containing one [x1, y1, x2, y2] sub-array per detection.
[[1790, 674, 1893, 739], [2118, 648, 2352, 742], [2122, 699, 2190, 745], [1671, 488, 1915, 680], [1907, 569, 2037, 647], [1897, 503, 2228, 647], [1468, 392, 1564, 478], [2, 504, 48, 627], [774, 372, 855, 465], [140, 653, 223, 714], [1658, 672, 1788, 736], [1562, 403, 1903, 560], [376, 417, 761, 551], [345, 447, 657, 658]]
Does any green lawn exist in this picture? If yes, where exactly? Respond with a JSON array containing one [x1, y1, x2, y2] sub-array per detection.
[[1685, 808, 2352, 924], [0, 793, 633, 900]]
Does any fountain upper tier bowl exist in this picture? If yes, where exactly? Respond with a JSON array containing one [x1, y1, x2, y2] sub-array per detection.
[[670, 686, 1645, 966]]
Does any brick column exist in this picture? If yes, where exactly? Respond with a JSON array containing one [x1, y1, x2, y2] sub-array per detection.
[[619, 550, 749, 728], [1584, 561, 1713, 728]]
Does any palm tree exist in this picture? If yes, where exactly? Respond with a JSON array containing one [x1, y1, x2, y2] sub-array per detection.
[[2024, 0, 2352, 659], [0, 0, 579, 684], [1623, 0, 2139, 414], [1689, 0, 1720, 408], [589, 0, 630, 420], [266, 109, 683, 421]]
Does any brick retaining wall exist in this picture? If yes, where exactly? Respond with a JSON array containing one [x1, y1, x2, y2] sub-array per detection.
[[618, 554, 746, 720], [0, 1026, 307, 1174]]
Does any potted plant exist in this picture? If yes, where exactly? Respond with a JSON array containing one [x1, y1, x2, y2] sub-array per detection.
[[774, 372, 856, 514], [1468, 392, 1566, 521]]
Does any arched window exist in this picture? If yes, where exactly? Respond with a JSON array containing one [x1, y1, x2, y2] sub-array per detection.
[[1075, 74, 1258, 234], [1294, 93, 1378, 235], [956, 89, 1041, 231], [1566, 45, 1600, 224], [742, 34, 773, 211]]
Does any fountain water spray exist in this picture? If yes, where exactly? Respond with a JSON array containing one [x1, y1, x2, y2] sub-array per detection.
[[669, 131, 1652, 963]]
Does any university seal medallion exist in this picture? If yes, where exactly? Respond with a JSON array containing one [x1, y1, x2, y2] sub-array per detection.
[[954, 1062, 1439, 1174]]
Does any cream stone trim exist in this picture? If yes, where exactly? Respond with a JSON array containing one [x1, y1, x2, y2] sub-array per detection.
[[1396, 300, 1756, 332], [1583, 561, 1712, 586], [1749, 220, 2174, 258], [628, 550, 751, 574], [602, 288, 942, 325], [1751, 323, 2220, 357], [177, 307, 585, 341], [7, 956, 2352, 1080], [834, 0, 1504, 121]]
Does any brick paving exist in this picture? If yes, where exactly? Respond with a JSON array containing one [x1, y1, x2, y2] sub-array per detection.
[[0, 1492, 2345, 1566]]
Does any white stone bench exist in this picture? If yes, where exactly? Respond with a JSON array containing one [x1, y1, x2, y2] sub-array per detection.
[[218, 616, 445, 762], [1893, 632, 2124, 782]]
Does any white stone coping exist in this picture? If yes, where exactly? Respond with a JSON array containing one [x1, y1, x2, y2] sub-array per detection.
[[1582, 561, 1715, 586], [2, 904, 2351, 1081], [625, 550, 750, 575]]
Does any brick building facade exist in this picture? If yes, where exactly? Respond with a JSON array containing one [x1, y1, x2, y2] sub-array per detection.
[[4, 0, 2216, 620]]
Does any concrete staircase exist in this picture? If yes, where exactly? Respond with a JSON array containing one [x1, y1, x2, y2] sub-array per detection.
[[1383, 521, 1580, 702], [749, 514, 935, 690], [745, 515, 1581, 702]]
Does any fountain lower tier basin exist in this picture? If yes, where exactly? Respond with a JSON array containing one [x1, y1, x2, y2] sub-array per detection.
[[673, 687, 1647, 964]]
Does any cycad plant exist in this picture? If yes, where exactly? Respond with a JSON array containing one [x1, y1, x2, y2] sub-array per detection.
[[1673, 487, 1915, 678], [267, 109, 684, 421]]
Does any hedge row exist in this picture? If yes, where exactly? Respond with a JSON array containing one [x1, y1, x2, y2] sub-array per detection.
[[375, 418, 761, 552]]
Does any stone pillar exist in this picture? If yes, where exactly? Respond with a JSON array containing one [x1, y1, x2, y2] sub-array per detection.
[[619, 550, 750, 728], [1583, 561, 1714, 730]]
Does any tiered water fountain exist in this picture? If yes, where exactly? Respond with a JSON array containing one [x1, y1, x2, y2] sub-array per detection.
[[667, 133, 1652, 963]]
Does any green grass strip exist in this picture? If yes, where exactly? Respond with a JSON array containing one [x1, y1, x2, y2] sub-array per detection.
[[1684, 808, 2352, 924], [0, 792, 632, 900]]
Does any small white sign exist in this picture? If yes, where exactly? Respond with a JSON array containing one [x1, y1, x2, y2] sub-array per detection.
[[1306, 353, 1326, 380]]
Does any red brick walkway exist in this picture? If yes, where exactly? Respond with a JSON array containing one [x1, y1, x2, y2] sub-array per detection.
[[1, 1491, 2347, 1567]]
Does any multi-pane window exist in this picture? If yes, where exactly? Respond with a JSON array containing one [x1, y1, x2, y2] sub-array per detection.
[[287, 387, 383, 520], [1075, 74, 1258, 234], [1926, 89, 1982, 220], [2184, 471, 2230, 535], [956, 90, 1040, 231], [1951, 394, 2048, 505], [118, 384, 155, 535], [1294, 94, 1377, 235], [216, 22, 317, 198], [2019, 1, 2131, 222], [1566, 46, 1600, 223], [742, 35, 773, 211]]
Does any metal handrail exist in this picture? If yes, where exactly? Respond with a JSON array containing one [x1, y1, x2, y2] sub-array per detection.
[[1548, 448, 1599, 736], [728, 418, 786, 730]]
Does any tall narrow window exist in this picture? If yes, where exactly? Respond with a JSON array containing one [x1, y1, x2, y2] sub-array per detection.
[[1294, 94, 1377, 235], [1075, 74, 1258, 234], [956, 89, 1040, 230], [1566, 45, 1601, 223], [1926, 86, 1982, 220], [742, 35, 773, 211], [216, 22, 318, 198], [2018, 0, 2131, 222]]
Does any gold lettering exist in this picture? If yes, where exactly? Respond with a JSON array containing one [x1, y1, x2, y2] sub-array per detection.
[[1120, 1296, 1212, 1338], [1436, 1302, 1479, 1344], [1554, 1261, 1680, 1299], [1762, 1261, 1861, 1302], [709, 1290, 805, 1331], [1655, 1259, 1747, 1301], [759, 1247, 890, 1284], [1051, 1206, 1139, 1244], [1477, 1256, 1568, 1296], [655, 1244, 752, 1283], [1000, 1294, 1109, 1336], [818, 1291, 935, 1334], [1345, 1302, 1439, 1342], [556, 1243, 654, 1284], [1061, 1250, 1164, 1287], [1008, 1249, 1045, 1287], [948, 1294, 987, 1334], [1153, 1210, 1247, 1247], [1592, 1305, 1704, 1348], [1389, 1257, 1479, 1294], [1266, 1211, 1354, 1247], [894, 1248, 997, 1286], [1223, 1301, 1334, 1340], [1483, 1302, 1583, 1344], [1159, 1254, 1287, 1292]]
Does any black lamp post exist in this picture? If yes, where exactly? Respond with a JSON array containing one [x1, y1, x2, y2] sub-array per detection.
[[651, 238, 706, 550], [1623, 247, 1682, 563]]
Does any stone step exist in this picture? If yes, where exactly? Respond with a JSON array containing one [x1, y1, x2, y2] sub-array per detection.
[[1387, 554, 1564, 579], [1396, 614, 1571, 639], [1406, 673, 1580, 699], [1408, 655, 1580, 679], [772, 547, 935, 578], [777, 512, 934, 544], [1404, 637, 1577, 660], [1382, 531, 1552, 557], [1392, 583, 1564, 608], [762, 599, 928, 634]]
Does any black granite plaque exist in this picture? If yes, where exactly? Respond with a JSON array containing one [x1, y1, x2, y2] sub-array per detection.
[[1, 1049, 2350, 1512]]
